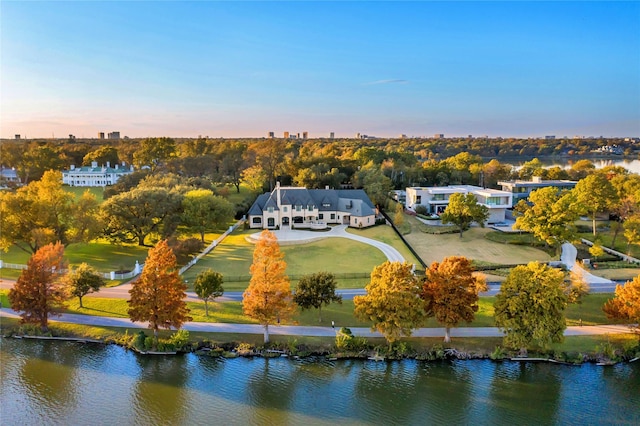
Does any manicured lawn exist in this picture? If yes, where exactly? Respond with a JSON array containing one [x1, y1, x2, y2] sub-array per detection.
[[403, 214, 553, 266], [63, 185, 105, 202], [3, 290, 616, 330], [346, 224, 423, 270], [1, 240, 148, 273], [182, 229, 388, 290]]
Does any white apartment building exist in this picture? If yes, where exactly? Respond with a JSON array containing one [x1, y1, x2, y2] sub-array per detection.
[[405, 185, 513, 224]]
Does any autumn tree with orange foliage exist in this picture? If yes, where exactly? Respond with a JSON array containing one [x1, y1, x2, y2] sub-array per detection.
[[603, 275, 640, 334], [243, 230, 296, 343], [8, 242, 68, 332], [128, 240, 192, 347], [422, 256, 487, 343]]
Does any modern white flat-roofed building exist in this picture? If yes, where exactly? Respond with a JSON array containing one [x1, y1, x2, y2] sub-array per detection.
[[62, 161, 134, 187], [406, 185, 513, 224], [248, 183, 378, 230], [498, 177, 577, 203]]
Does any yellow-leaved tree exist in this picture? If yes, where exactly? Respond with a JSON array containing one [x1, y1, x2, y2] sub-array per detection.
[[354, 261, 426, 349], [243, 230, 296, 343], [128, 240, 192, 348]]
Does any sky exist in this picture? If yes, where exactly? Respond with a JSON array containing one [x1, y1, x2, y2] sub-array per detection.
[[1, 1, 639, 139]]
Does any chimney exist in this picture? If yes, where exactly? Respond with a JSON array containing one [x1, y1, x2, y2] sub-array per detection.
[[91, 161, 98, 168], [325, 185, 330, 190], [276, 181, 281, 206], [70, 165, 75, 170], [106, 161, 110, 168]]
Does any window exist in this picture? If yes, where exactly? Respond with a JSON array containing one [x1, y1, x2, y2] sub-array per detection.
[[486, 196, 502, 206], [252, 217, 262, 224], [330, 213, 335, 220], [267, 218, 275, 227], [296, 205, 301, 212], [322, 202, 331, 207], [283, 206, 288, 212], [267, 207, 274, 213], [416, 195, 422, 204], [319, 214, 324, 219], [354, 218, 358, 224], [432, 194, 444, 201]]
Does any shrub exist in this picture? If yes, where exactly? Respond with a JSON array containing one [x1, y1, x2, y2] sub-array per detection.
[[167, 237, 205, 264], [414, 205, 428, 215], [132, 331, 147, 351], [490, 345, 507, 360], [169, 329, 190, 351]]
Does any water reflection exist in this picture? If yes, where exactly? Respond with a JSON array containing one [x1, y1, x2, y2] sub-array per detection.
[[1, 339, 639, 425], [132, 354, 192, 425]]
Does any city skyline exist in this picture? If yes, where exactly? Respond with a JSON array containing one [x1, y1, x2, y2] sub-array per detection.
[[2, 1, 639, 139]]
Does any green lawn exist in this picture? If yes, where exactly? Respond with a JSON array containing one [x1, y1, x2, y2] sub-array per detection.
[[63, 185, 105, 201], [182, 228, 389, 290], [2, 290, 617, 330], [346, 224, 423, 270]]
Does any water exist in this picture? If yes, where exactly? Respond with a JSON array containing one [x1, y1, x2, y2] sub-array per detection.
[[1, 339, 639, 425], [513, 158, 640, 174]]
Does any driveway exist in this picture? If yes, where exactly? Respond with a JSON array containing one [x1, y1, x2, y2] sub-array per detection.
[[248, 225, 406, 263], [561, 242, 615, 285]]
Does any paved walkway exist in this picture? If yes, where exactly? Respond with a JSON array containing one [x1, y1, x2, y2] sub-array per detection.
[[561, 242, 616, 285], [0, 308, 633, 337], [247, 225, 406, 263]]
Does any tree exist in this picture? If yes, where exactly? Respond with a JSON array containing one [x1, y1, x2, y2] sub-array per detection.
[[293, 272, 342, 323], [241, 165, 268, 194], [128, 240, 192, 346], [514, 187, 581, 252], [422, 256, 487, 343], [66, 263, 105, 308], [8, 242, 68, 332], [393, 202, 405, 227], [352, 166, 393, 208], [0, 171, 75, 253], [133, 137, 177, 172], [193, 269, 224, 316], [101, 187, 183, 246], [494, 262, 568, 352], [181, 189, 235, 242], [243, 230, 296, 343], [354, 261, 426, 348], [603, 275, 640, 333], [573, 173, 618, 236], [67, 190, 102, 244], [623, 214, 640, 254], [83, 146, 119, 167], [440, 193, 489, 238], [589, 243, 605, 263]]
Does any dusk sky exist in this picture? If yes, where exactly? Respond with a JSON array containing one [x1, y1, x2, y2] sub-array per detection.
[[2, 1, 639, 139]]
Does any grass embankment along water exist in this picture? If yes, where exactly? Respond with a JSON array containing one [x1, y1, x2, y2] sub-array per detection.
[[1, 316, 635, 359]]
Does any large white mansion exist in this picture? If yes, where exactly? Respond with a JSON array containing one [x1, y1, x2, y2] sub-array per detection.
[[62, 161, 134, 187]]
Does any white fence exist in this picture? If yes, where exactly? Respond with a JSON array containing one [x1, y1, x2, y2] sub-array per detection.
[[581, 238, 640, 265], [179, 219, 244, 275]]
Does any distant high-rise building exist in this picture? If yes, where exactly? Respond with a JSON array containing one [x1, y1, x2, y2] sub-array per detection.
[[14, 134, 20, 140], [268, 131, 274, 138], [108, 131, 120, 140], [356, 133, 361, 139], [329, 132, 335, 139], [284, 131, 290, 138], [297, 132, 300, 139], [545, 135, 556, 140], [434, 134, 444, 139], [302, 131, 308, 139], [468, 135, 473, 139], [399, 134, 407, 139], [98, 132, 105, 139]]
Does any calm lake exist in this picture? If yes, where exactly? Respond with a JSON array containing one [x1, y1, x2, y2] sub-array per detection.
[[1, 339, 639, 425]]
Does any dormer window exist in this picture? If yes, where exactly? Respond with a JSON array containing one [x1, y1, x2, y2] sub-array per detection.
[[267, 207, 274, 213], [322, 203, 331, 208], [296, 205, 301, 212]]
